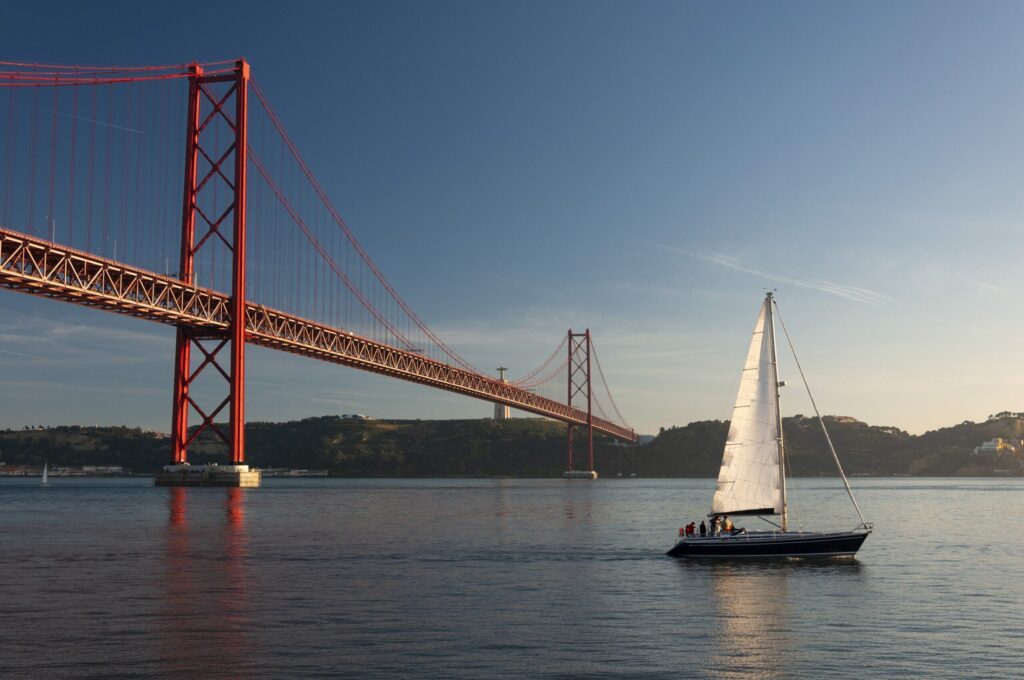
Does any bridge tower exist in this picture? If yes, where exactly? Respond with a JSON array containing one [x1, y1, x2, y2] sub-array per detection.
[[160, 60, 259, 487], [564, 329, 597, 479]]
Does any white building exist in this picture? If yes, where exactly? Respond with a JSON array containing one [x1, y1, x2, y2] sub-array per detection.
[[973, 438, 1016, 456]]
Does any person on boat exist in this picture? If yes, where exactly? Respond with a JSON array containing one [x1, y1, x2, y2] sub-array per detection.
[[699, 520, 707, 537], [723, 516, 734, 533], [687, 522, 696, 537], [711, 516, 720, 536]]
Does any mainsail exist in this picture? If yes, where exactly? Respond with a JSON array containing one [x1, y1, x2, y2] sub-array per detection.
[[711, 296, 785, 516]]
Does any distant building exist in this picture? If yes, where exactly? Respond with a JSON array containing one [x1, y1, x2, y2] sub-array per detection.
[[972, 438, 1017, 456]]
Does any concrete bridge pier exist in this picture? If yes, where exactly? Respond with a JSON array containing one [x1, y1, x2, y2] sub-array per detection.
[[155, 464, 261, 488]]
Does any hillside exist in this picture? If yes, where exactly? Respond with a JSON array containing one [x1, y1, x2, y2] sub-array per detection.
[[1, 413, 1022, 476], [640, 413, 1024, 476]]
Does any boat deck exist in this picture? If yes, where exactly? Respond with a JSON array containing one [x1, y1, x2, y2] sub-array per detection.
[[667, 529, 870, 559]]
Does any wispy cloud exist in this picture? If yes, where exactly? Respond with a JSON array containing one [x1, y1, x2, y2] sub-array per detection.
[[659, 245, 893, 306], [0, 348, 46, 359], [45, 322, 170, 346], [958, 273, 1008, 296]]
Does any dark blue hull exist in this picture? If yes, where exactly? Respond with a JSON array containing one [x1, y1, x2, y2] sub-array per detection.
[[666, 529, 869, 559]]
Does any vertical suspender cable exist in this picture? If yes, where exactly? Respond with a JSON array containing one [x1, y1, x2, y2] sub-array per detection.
[[27, 87, 39, 233], [67, 85, 79, 244], [85, 86, 96, 251], [47, 87, 58, 241]]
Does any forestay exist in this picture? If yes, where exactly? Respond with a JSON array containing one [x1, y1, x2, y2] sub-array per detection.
[[711, 297, 784, 516]]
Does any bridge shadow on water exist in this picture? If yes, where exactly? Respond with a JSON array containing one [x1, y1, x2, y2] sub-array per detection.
[[160, 488, 255, 678]]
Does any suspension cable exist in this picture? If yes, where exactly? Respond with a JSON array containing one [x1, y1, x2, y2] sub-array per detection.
[[249, 78, 478, 373], [511, 333, 568, 386], [589, 336, 631, 430]]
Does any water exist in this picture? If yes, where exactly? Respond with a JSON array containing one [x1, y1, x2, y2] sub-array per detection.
[[1, 477, 1022, 678]]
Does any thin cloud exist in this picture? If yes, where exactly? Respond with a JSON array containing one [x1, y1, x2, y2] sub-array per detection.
[[660, 245, 892, 306], [0, 348, 45, 359], [958, 273, 1008, 296]]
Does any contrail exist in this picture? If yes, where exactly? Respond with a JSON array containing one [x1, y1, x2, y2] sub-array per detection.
[[0, 348, 45, 359], [661, 245, 892, 306], [15, 102, 144, 134]]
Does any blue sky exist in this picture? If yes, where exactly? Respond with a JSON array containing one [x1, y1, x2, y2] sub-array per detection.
[[2, 1, 1024, 435]]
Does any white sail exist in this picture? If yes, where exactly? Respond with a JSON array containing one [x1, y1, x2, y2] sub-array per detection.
[[41, 462, 48, 486], [711, 297, 784, 516]]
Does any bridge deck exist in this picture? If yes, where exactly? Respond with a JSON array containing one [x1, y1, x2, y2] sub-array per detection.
[[0, 227, 637, 442]]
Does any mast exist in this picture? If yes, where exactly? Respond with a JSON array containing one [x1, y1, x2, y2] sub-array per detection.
[[765, 292, 788, 531]]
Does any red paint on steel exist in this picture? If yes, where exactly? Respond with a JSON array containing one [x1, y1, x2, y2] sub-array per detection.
[[566, 327, 574, 471], [586, 328, 594, 471], [170, 61, 250, 465], [229, 60, 249, 464], [566, 329, 597, 470], [171, 63, 203, 464]]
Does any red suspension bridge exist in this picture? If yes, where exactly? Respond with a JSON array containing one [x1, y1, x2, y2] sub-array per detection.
[[0, 60, 636, 481]]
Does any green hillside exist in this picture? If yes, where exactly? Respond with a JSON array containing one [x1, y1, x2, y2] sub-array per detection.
[[1, 412, 1022, 477]]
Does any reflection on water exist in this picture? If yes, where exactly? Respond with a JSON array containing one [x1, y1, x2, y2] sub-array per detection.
[[2, 477, 1020, 678], [708, 561, 792, 679], [160, 488, 253, 678], [676, 559, 865, 679]]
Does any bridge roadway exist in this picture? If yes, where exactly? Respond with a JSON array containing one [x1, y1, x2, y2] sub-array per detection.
[[0, 227, 637, 443]]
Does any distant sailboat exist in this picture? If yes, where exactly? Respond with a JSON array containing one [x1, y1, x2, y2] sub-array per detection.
[[667, 293, 871, 559], [41, 462, 49, 487]]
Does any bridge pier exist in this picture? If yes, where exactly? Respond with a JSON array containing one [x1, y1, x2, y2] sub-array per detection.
[[155, 464, 261, 488]]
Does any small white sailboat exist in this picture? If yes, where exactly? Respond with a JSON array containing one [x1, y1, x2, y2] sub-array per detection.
[[41, 461, 49, 487], [668, 292, 871, 558]]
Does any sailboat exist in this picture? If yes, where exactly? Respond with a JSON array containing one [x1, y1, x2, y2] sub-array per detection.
[[41, 461, 49, 487], [667, 293, 871, 559]]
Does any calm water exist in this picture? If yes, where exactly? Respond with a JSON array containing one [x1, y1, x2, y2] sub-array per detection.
[[1, 476, 1022, 678]]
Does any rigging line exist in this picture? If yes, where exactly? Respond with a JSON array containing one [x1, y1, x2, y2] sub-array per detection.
[[773, 298, 869, 528], [249, 79, 478, 373], [248, 147, 417, 351], [511, 334, 569, 386]]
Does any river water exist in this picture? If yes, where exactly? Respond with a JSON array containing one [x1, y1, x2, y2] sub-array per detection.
[[1, 477, 1021, 678]]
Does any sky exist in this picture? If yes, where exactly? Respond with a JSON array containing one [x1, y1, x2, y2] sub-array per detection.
[[2, 0, 1024, 436]]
